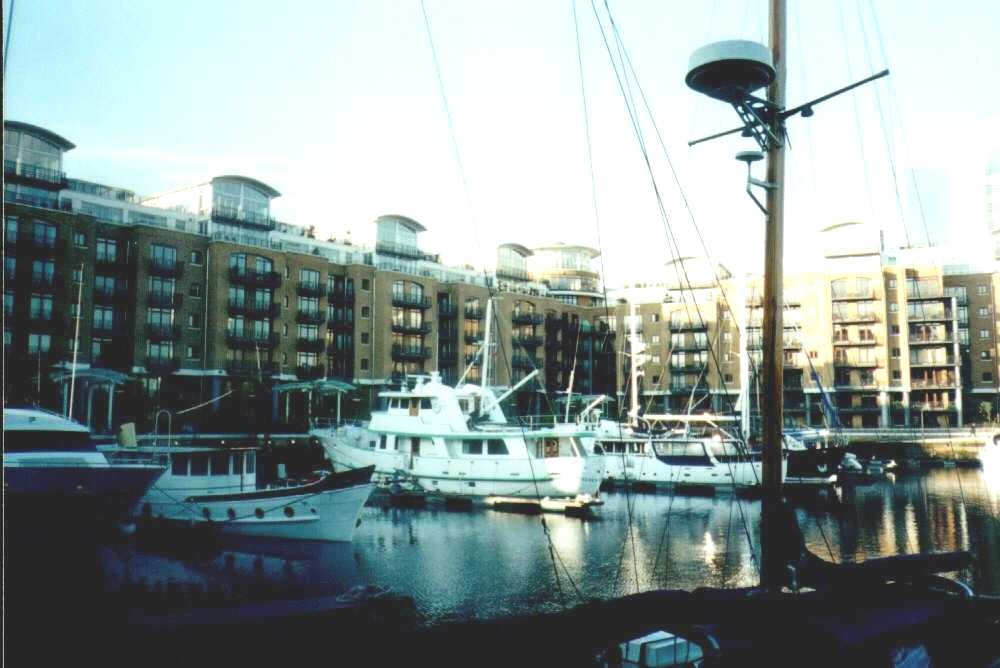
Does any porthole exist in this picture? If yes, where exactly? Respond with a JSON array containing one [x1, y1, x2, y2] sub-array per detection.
[[254, 508, 265, 519], [310, 508, 317, 515], [227, 508, 236, 521], [284, 506, 295, 518]]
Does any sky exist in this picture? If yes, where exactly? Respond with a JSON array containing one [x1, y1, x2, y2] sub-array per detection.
[[4, 0, 999, 286]]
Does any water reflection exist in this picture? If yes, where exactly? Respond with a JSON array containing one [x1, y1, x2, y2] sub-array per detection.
[[88, 469, 999, 624]]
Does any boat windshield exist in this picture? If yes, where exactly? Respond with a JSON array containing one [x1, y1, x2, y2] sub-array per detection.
[[4, 430, 95, 453], [705, 438, 746, 459]]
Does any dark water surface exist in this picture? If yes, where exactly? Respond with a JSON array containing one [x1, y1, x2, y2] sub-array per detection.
[[88, 468, 1000, 625]]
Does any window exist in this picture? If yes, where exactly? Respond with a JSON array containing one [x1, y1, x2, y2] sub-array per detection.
[[73, 231, 86, 248], [362, 278, 371, 290], [189, 250, 203, 265], [32, 221, 56, 248], [4, 291, 14, 318], [724, 373, 733, 383], [362, 306, 371, 318], [980, 330, 990, 340], [892, 370, 901, 380], [984, 372, 994, 382], [892, 347, 900, 358], [150, 244, 177, 266], [187, 345, 201, 359], [72, 267, 83, 283], [31, 259, 55, 285], [977, 285, 988, 296], [891, 325, 900, 335], [651, 335, 660, 344], [27, 333, 51, 354], [360, 358, 369, 370], [300, 268, 320, 286], [91, 337, 111, 361], [462, 440, 484, 455], [187, 313, 201, 329], [4, 256, 15, 280], [29, 294, 53, 320], [96, 238, 118, 263], [361, 332, 370, 344], [978, 306, 990, 317], [487, 439, 508, 455], [171, 455, 189, 476], [889, 303, 899, 313], [5, 216, 18, 244], [651, 354, 661, 364], [888, 278, 897, 289], [284, 266, 291, 278]]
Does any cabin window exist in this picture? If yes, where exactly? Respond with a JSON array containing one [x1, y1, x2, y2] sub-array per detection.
[[628, 443, 643, 454], [655, 442, 708, 458], [210, 452, 229, 475], [191, 455, 209, 476], [708, 440, 742, 459], [487, 439, 508, 455], [233, 453, 244, 474], [593, 444, 605, 455], [246, 453, 256, 474], [171, 454, 189, 476], [379, 435, 388, 450], [369, 440, 377, 449], [534, 438, 566, 458], [462, 440, 484, 455], [420, 398, 432, 410]]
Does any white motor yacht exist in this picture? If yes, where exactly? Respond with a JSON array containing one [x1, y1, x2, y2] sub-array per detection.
[[311, 372, 602, 501]]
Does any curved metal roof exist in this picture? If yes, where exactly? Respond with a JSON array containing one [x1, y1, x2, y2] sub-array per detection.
[[498, 243, 533, 257], [4, 120, 76, 151], [375, 214, 427, 233], [211, 175, 281, 198], [533, 243, 601, 258], [820, 221, 865, 233]]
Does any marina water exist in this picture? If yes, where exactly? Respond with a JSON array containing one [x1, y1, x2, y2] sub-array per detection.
[[90, 467, 1000, 623]]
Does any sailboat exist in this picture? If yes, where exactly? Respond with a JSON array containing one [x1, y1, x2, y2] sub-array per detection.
[[376, 2, 1000, 664]]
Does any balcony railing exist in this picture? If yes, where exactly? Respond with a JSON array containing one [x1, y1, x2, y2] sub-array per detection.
[[145, 357, 180, 374], [225, 332, 281, 350], [496, 266, 530, 281], [908, 334, 952, 345], [295, 309, 326, 325], [145, 323, 182, 341], [376, 240, 433, 261], [295, 338, 326, 353], [4, 159, 67, 186], [514, 334, 544, 348], [5, 191, 72, 211], [907, 309, 952, 323], [95, 255, 132, 271], [227, 300, 281, 319], [912, 401, 956, 411], [833, 378, 879, 389], [327, 341, 354, 356], [464, 333, 483, 345], [437, 303, 458, 317], [464, 307, 485, 320], [327, 317, 354, 331], [296, 365, 326, 380], [831, 288, 877, 301], [909, 356, 956, 367], [225, 360, 278, 376], [391, 344, 431, 361], [391, 293, 431, 309], [93, 287, 130, 304], [29, 236, 58, 254], [148, 292, 183, 309], [391, 322, 431, 335], [669, 319, 708, 331], [438, 348, 458, 363], [148, 258, 184, 277], [832, 337, 877, 346], [228, 266, 282, 288], [832, 312, 879, 323], [512, 313, 544, 326], [297, 281, 325, 297], [833, 358, 879, 368], [27, 312, 59, 328], [439, 328, 457, 342], [328, 287, 355, 303], [211, 206, 276, 230], [911, 376, 957, 389], [30, 275, 57, 291], [511, 354, 541, 370], [670, 363, 706, 373]]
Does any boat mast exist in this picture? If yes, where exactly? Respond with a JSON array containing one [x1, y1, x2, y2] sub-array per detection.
[[481, 296, 494, 387], [628, 301, 641, 428], [760, 0, 787, 590], [67, 262, 84, 421]]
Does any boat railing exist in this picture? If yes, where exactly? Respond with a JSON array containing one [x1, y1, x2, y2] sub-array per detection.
[[516, 414, 577, 429]]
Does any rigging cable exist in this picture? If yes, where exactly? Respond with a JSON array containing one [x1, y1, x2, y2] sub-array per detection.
[[3, 0, 15, 79]]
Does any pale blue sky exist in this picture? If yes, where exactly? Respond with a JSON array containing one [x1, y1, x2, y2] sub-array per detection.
[[5, 0, 999, 284]]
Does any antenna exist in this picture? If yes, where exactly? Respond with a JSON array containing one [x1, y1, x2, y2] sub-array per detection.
[[736, 150, 775, 214], [686, 39, 889, 151]]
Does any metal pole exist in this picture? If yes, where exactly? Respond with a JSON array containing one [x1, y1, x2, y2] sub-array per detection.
[[68, 262, 84, 420], [760, 0, 787, 592]]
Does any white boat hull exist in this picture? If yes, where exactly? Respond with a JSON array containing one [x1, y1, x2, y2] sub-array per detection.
[[597, 452, 777, 489]]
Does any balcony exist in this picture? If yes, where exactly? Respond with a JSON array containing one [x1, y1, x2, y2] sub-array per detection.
[[391, 322, 431, 335], [833, 380, 879, 390], [211, 206, 276, 231], [376, 240, 433, 261], [327, 342, 354, 356], [27, 312, 59, 329], [4, 159, 67, 187], [907, 308, 952, 323], [225, 360, 278, 376], [28, 236, 58, 255], [228, 266, 282, 288], [227, 300, 281, 319], [437, 302, 458, 317], [296, 365, 326, 380], [225, 331, 281, 350], [438, 348, 458, 363], [148, 258, 184, 278], [30, 275, 57, 291], [391, 293, 431, 309], [391, 344, 431, 362], [912, 401, 956, 412], [909, 356, 956, 368], [911, 376, 957, 389], [295, 309, 326, 325], [832, 337, 877, 347], [439, 327, 457, 342], [327, 317, 354, 331], [908, 334, 952, 346], [831, 288, 877, 301], [464, 333, 483, 345], [669, 319, 708, 331], [837, 404, 881, 413], [832, 312, 879, 324], [93, 287, 130, 304], [296, 338, 326, 353], [833, 357, 879, 368], [296, 281, 325, 298], [514, 334, 544, 348], [512, 313, 543, 326], [496, 266, 530, 282], [148, 292, 183, 309], [511, 354, 541, 370], [464, 307, 485, 320], [145, 356, 180, 375], [145, 323, 182, 341], [670, 363, 706, 373], [328, 287, 355, 304], [95, 255, 132, 272], [5, 191, 72, 211]]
